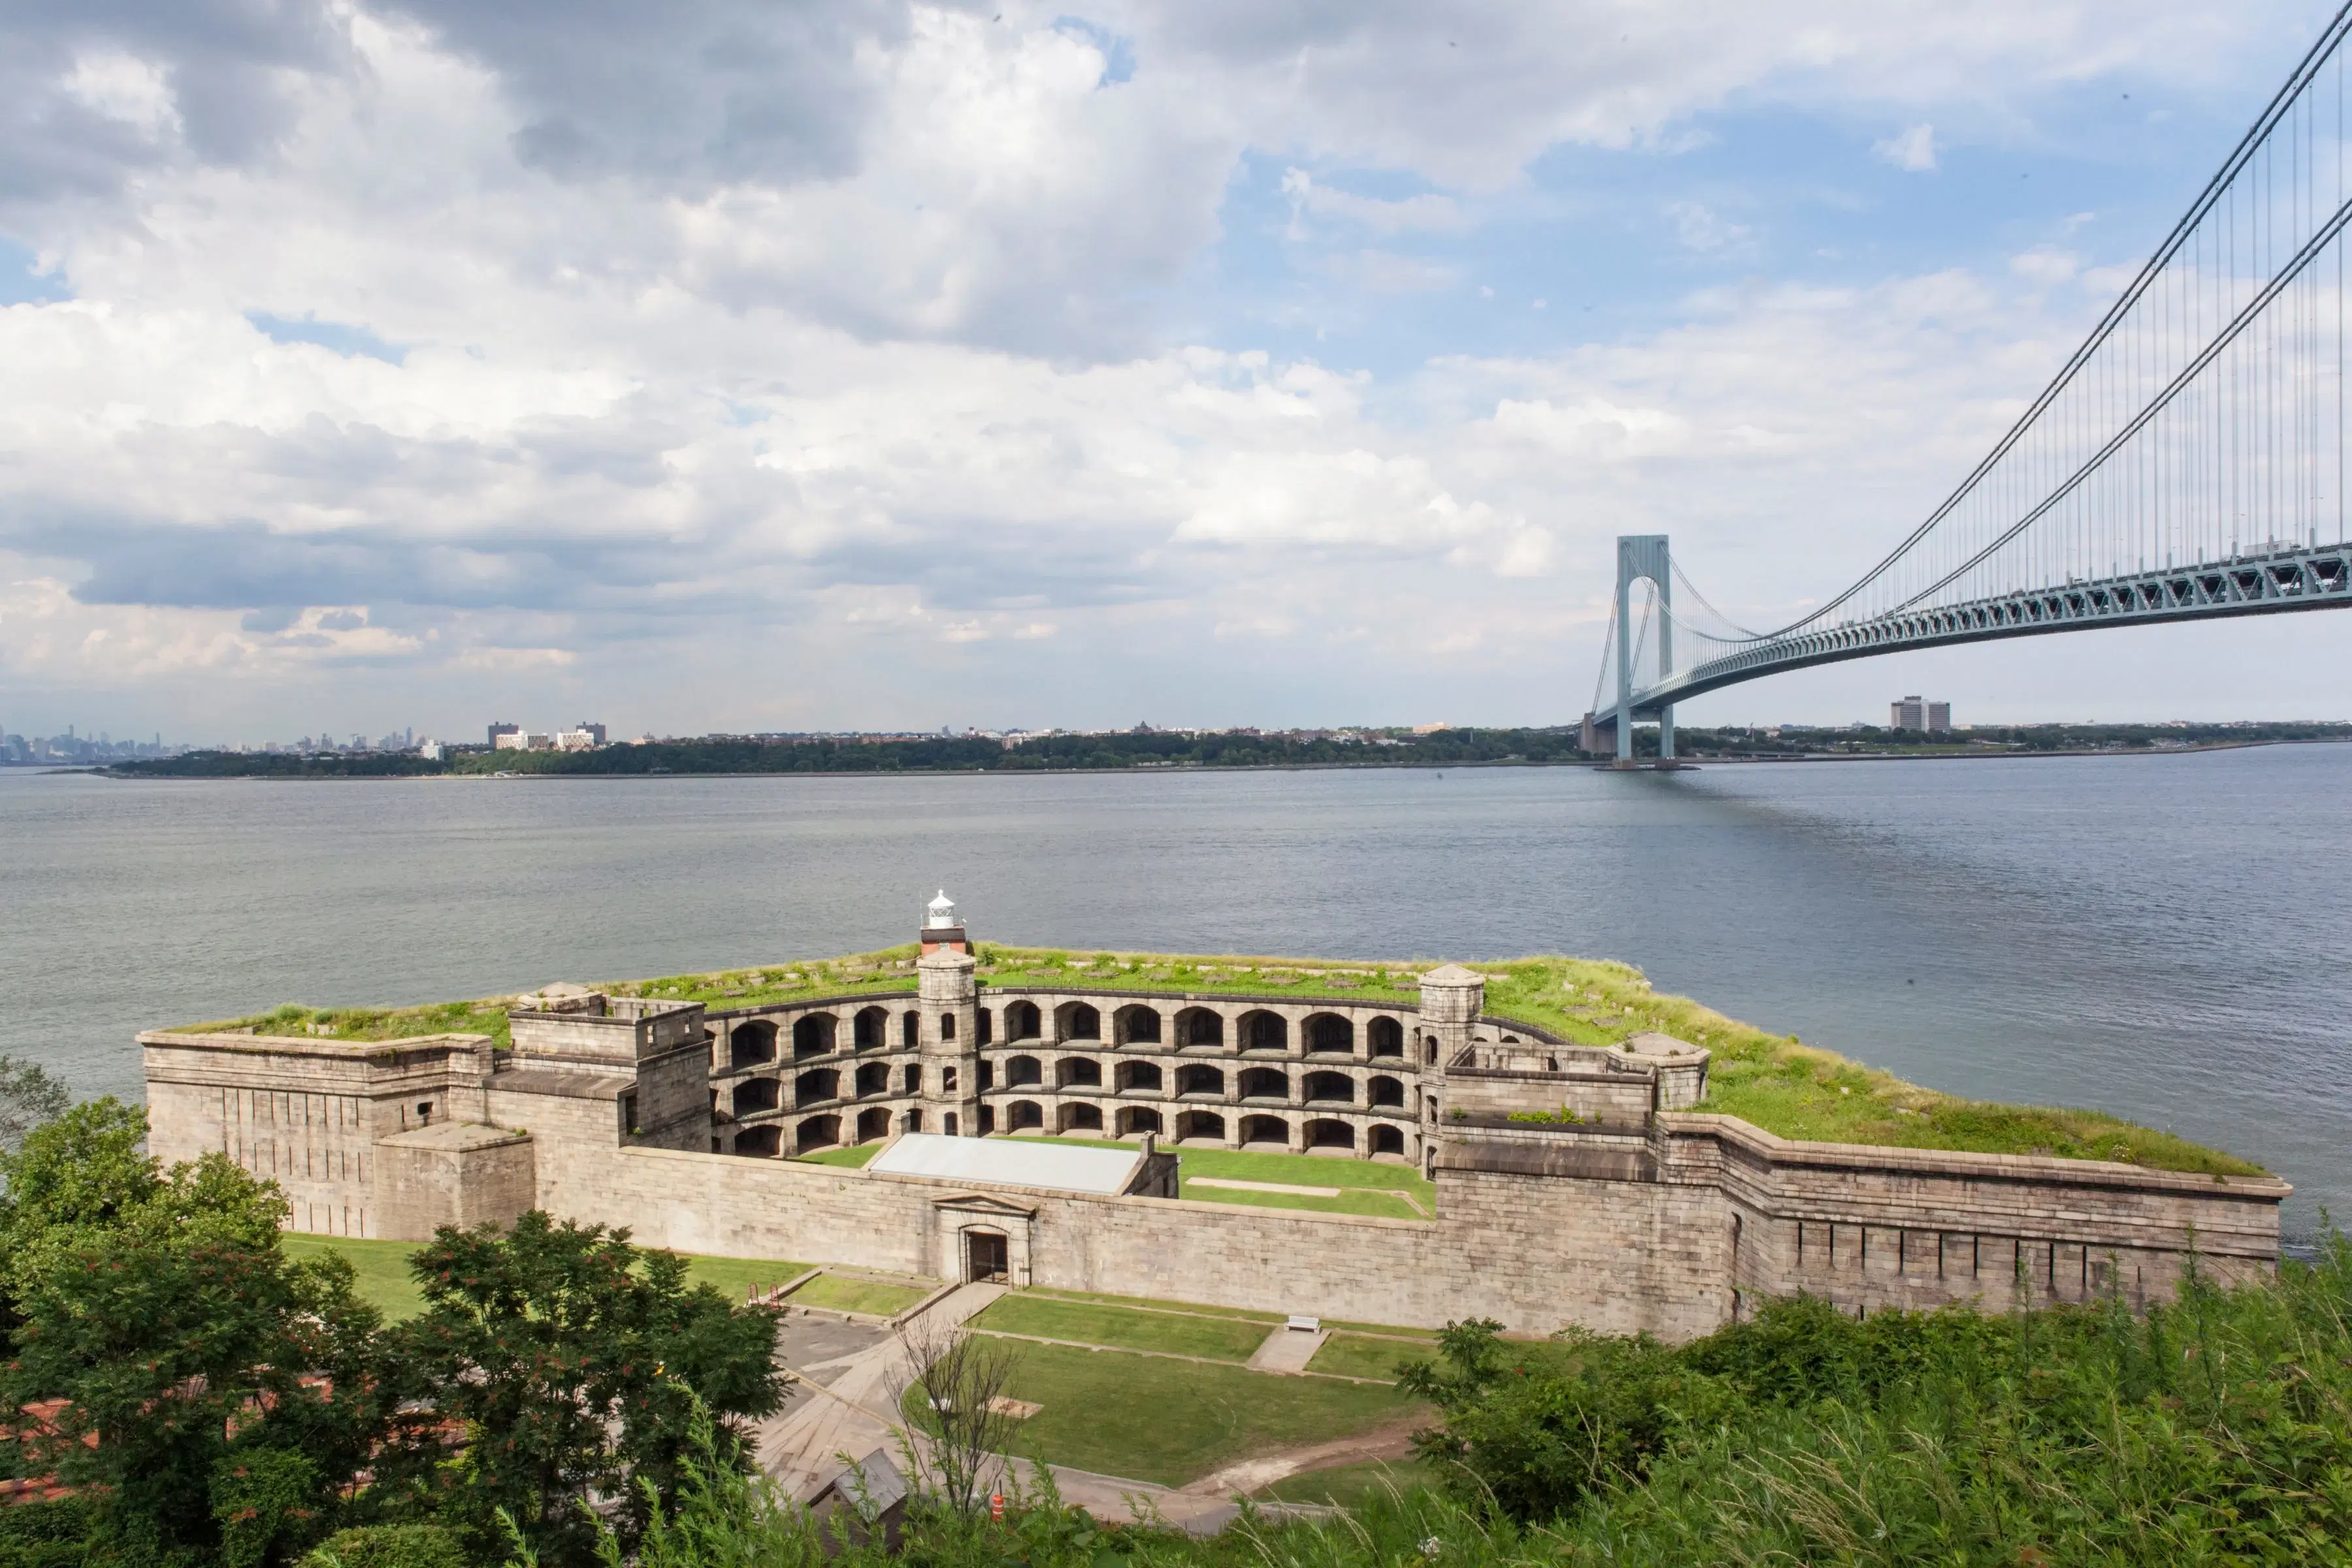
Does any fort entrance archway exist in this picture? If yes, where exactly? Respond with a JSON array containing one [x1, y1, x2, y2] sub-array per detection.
[[965, 1229, 1009, 1283]]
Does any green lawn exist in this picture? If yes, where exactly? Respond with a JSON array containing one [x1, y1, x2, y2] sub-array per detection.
[[1254, 1458, 1437, 1508], [786, 1274, 930, 1316], [1309, 1332, 1437, 1382], [794, 1143, 883, 1168], [975, 1294, 1270, 1362], [985, 1339, 1424, 1486], [282, 1234, 815, 1320], [1180, 1184, 1424, 1220], [1002, 1136, 1436, 1217]]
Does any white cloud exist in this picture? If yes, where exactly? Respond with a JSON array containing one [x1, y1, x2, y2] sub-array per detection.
[[61, 52, 182, 139], [1874, 123, 1938, 172], [1280, 169, 1465, 234], [1667, 200, 1752, 253]]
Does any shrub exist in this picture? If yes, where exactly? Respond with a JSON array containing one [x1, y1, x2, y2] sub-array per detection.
[[298, 1525, 468, 1568]]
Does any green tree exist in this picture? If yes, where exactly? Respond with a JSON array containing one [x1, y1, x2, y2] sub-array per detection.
[[0, 1059, 69, 1151], [0, 1110, 393, 1566], [381, 1212, 784, 1568]]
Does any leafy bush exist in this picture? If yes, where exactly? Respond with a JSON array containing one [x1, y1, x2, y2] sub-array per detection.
[[297, 1525, 468, 1568]]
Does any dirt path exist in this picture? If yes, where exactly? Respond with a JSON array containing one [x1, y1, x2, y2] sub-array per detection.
[[1179, 1412, 1426, 1497]]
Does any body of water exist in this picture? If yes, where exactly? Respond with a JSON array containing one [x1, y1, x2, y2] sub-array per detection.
[[4, 747, 2343, 1236]]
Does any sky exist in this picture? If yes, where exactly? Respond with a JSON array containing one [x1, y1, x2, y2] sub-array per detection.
[[5, 0, 2351, 744]]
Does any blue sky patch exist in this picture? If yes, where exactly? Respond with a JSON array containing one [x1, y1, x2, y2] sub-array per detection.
[[244, 310, 407, 365]]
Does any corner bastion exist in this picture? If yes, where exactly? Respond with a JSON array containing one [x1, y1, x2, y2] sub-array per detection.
[[139, 902, 2287, 1340]]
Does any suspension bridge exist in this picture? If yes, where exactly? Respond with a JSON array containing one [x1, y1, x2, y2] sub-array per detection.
[[1588, 2, 2352, 764]]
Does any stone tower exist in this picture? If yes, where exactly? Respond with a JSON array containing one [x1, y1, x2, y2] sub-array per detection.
[[1417, 963, 1485, 1070], [917, 890, 982, 1135]]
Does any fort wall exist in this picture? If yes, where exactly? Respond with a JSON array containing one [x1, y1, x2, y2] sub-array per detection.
[[139, 950, 2290, 1337]]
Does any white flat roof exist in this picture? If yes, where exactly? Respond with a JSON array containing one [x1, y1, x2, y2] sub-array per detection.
[[869, 1133, 1142, 1196]]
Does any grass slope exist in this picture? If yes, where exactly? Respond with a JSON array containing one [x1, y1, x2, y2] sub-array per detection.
[[175, 946, 2258, 1174]]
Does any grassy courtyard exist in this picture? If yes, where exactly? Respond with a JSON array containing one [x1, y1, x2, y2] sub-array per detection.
[[973, 1293, 1271, 1362], [999, 1135, 1437, 1218]]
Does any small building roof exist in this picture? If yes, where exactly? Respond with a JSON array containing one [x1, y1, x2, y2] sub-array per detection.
[[870, 1133, 1142, 1196], [1420, 964, 1485, 986]]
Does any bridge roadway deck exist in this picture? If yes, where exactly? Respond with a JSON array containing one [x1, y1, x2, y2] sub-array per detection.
[[1624, 540, 2352, 718]]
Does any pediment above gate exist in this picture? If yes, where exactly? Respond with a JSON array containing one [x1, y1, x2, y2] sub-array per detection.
[[932, 1193, 1037, 1219]]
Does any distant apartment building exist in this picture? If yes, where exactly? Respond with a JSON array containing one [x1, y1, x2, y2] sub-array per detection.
[[556, 721, 608, 751], [488, 721, 519, 747], [1890, 696, 1953, 732]]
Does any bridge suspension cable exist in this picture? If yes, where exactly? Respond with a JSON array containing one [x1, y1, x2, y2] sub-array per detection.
[[1606, 0, 2352, 719]]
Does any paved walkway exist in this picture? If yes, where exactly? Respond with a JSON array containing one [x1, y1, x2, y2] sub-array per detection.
[[1247, 1324, 1330, 1375]]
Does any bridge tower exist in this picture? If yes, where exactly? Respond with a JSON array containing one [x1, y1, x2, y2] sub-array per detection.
[[1614, 535, 1674, 766]]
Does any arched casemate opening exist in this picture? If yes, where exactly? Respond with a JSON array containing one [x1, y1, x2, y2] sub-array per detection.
[[1367, 1017, 1404, 1058], [902, 1064, 922, 1094], [1057, 1102, 1103, 1134], [854, 1062, 889, 1098], [1423, 1034, 1441, 1065], [795, 1115, 841, 1152], [1117, 1106, 1164, 1137], [1056, 1057, 1102, 1090], [978, 1009, 994, 1045], [1239, 1067, 1288, 1101], [1115, 1061, 1163, 1093], [979, 1105, 996, 1133], [1305, 1118, 1356, 1151], [853, 1006, 889, 1049], [856, 1106, 891, 1142], [977, 1060, 994, 1091], [1007, 1100, 1045, 1132], [1240, 1114, 1289, 1148], [1369, 1074, 1406, 1108], [729, 1020, 777, 1070], [733, 1125, 781, 1157], [1240, 1011, 1288, 1052], [794, 1015, 836, 1058], [1369, 1123, 1405, 1156], [1177, 1064, 1226, 1097], [1115, 1005, 1162, 1045], [1005, 1001, 1042, 1041], [1304, 1014, 1354, 1054], [1004, 1055, 1043, 1088], [1304, 1071, 1354, 1104], [1176, 1109, 1226, 1143], [902, 1010, 921, 1048], [732, 1079, 779, 1116], [901, 1108, 924, 1133], [794, 1068, 840, 1107], [1057, 1002, 1102, 1041], [1176, 1008, 1223, 1048], [939, 1013, 956, 1040]]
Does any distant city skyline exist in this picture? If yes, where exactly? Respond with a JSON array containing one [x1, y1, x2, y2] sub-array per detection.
[[5, 1, 2351, 738]]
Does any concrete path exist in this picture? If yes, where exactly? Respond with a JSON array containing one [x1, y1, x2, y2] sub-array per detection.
[[1246, 1324, 1330, 1375]]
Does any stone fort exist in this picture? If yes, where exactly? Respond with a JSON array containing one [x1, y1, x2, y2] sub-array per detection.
[[140, 894, 2287, 1340]]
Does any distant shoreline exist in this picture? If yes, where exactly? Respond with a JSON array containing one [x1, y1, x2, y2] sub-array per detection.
[[67, 732, 2352, 781]]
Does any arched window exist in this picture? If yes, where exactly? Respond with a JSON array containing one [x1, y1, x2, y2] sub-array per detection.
[[1367, 1017, 1405, 1058], [902, 1064, 922, 1094], [794, 1115, 840, 1152], [733, 1126, 781, 1157], [1059, 1002, 1101, 1041], [1177, 1064, 1226, 1097], [1305, 1118, 1355, 1151], [729, 1020, 777, 1070], [1117, 1106, 1164, 1137], [1303, 1071, 1353, 1103], [902, 1011, 921, 1048], [1304, 1014, 1354, 1054], [1176, 1008, 1223, 1048], [793, 1015, 836, 1058], [1239, 1067, 1288, 1100], [1369, 1075, 1406, 1107], [1005, 1001, 1042, 1041], [1005, 1055, 1043, 1087], [1008, 1100, 1045, 1130], [1057, 1102, 1103, 1133], [1177, 1109, 1225, 1143], [1369, 1123, 1405, 1156], [856, 1106, 891, 1142], [1115, 1061, 1164, 1093], [794, 1069, 840, 1107], [1056, 1057, 1102, 1089], [940, 1012, 956, 1040], [854, 1062, 889, 1098], [732, 1079, 779, 1116], [853, 1007, 887, 1049], [1239, 1114, 1288, 1147], [1240, 1011, 1288, 1052], [1115, 1005, 1163, 1045]]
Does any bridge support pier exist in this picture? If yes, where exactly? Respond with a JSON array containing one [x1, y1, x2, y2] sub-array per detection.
[[1614, 534, 1673, 768]]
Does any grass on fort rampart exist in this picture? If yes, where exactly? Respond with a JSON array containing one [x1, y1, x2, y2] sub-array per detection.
[[177, 944, 2262, 1176]]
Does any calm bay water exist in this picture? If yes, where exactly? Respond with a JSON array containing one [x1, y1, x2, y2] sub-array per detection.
[[3, 749, 2345, 1237]]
